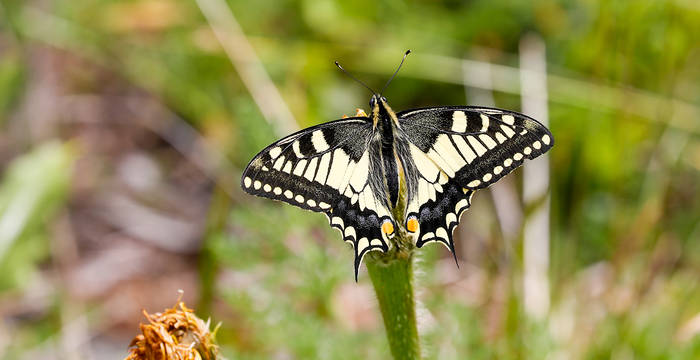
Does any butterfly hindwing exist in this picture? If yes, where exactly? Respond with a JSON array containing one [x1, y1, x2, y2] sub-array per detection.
[[396, 106, 554, 248], [395, 136, 476, 251], [408, 175, 475, 251], [326, 191, 391, 280], [241, 117, 394, 278]]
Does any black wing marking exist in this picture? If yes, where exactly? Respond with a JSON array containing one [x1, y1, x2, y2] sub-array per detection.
[[241, 117, 394, 279], [410, 178, 475, 251], [396, 106, 553, 249], [325, 191, 391, 280]]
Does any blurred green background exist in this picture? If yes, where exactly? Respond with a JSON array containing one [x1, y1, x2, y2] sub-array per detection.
[[1, 0, 699, 359]]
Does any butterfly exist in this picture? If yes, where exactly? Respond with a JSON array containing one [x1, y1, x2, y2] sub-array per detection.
[[241, 51, 553, 280]]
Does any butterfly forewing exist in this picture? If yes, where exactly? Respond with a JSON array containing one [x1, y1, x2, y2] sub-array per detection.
[[242, 118, 367, 209], [241, 117, 394, 279], [396, 106, 553, 249]]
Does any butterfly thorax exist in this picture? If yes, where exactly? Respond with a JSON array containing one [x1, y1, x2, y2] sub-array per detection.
[[370, 96, 403, 210]]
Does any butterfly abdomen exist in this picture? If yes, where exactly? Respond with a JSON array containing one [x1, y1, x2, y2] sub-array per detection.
[[379, 112, 400, 208]]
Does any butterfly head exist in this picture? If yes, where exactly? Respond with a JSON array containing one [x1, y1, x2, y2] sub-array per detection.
[[369, 94, 387, 109], [369, 94, 400, 129]]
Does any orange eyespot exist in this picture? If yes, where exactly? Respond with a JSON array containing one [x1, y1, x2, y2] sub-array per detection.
[[406, 217, 419, 233], [381, 220, 395, 236]]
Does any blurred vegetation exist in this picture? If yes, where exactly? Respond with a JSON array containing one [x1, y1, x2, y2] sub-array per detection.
[[0, 0, 699, 359]]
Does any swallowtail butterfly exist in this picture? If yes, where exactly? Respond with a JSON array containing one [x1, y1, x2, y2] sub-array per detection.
[[241, 51, 553, 280]]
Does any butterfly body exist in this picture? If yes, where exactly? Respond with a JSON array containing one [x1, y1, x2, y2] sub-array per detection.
[[242, 93, 553, 279]]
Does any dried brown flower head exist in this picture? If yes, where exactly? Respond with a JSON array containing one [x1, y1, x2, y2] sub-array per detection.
[[125, 301, 219, 360]]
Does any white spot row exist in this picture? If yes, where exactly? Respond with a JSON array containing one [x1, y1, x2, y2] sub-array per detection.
[[242, 176, 330, 209], [493, 136, 548, 174], [464, 147, 538, 189]]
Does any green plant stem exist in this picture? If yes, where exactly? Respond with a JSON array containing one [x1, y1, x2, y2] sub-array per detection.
[[366, 249, 421, 359], [365, 172, 420, 359]]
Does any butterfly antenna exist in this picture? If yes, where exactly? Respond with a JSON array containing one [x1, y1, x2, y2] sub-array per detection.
[[380, 49, 411, 95], [335, 60, 376, 94]]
